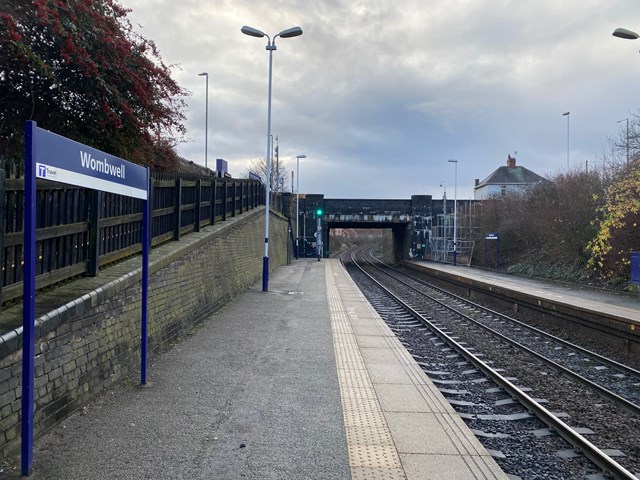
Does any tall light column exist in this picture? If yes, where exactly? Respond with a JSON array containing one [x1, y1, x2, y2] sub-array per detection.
[[275, 135, 280, 192], [612, 27, 638, 166], [241, 25, 303, 291], [618, 118, 630, 166], [198, 72, 209, 169], [439, 181, 447, 260], [562, 111, 570, 170], [447, 160, 458, 266], [295, 154, 306, 259]]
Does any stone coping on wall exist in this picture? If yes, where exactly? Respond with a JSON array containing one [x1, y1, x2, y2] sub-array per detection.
[[0, 207, 269, 359]]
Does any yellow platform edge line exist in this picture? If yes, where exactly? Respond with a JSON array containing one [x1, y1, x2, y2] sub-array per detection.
[[325, 260, 407, 480]]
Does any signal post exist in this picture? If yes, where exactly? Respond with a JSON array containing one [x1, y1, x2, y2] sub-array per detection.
[[315, 207, 323, 260]]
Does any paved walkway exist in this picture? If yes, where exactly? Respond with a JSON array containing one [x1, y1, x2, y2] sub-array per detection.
[[8, 260, 349, 479]]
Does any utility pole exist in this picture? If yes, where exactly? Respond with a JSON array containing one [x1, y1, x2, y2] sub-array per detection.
[[618, 118, 630, 166]]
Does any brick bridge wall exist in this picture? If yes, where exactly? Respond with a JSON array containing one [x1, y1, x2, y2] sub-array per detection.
[[0, 208, 290, 459]]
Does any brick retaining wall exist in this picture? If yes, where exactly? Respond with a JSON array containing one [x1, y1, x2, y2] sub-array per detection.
[[0, 208, 290, 459]]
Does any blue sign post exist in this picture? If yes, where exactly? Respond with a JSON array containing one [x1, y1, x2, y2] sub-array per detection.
[[22, 121, 150, 475], [631, 252, 640, 287], [484, 232, 500, 272]]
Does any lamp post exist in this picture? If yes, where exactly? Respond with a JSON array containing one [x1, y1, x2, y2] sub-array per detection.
[[618, 118, 630, 166], [295, 154, 306, 259], [562, 112, 570, 170], [439, 181, 447, 260], [198, 72, 209, 169], [612, 28, 637, 167], [447, 160, 458, 266], [439, 180, 447, 221], [241, 24, 303, 292]]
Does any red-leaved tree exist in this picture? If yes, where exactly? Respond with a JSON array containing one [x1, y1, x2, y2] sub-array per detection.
[[0, 0, 187, 170]]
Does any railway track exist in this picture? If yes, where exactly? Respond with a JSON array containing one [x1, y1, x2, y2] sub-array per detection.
[[367, 253, 640, 414], [342, 247, 640, 480]]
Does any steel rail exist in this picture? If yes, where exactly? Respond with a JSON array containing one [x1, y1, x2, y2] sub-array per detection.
[[368, 255, 640, 416], [361, 252, 640, 416], [374, 256, 640, 382], [364, 254, 640, 412], [344, 249, 638, 480]]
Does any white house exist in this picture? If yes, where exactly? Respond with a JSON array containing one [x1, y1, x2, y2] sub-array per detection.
[[474, 155, 547, 200]]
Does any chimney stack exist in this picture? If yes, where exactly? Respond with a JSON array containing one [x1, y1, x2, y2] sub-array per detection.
[[507, 155, 516, 168]]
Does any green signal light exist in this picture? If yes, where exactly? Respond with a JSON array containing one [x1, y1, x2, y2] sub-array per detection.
[[316, 208, 323, 216]]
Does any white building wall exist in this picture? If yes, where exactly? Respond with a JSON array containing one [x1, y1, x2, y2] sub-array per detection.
[[474, 184, 529, 200]]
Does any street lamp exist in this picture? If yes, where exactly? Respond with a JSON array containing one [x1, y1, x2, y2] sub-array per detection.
[[562, 112, 570, 170], [618, 118, 630, 166], [612, 29, 636, 168], [295, 154, 306, 259], [241, 24, 303, 292], [612, 27, 639, 40], [198, 72, 209, 169], [447, 160, 458, 266]]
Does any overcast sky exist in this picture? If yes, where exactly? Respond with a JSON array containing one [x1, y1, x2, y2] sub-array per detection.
[[122, 0, 640, 199]]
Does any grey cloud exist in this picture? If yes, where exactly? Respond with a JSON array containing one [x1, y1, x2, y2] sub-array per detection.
[[123, 0, 640, 198]]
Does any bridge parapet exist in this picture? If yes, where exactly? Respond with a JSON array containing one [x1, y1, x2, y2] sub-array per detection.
[[324, 198, 411, 217], [326, 213, 411, 223]]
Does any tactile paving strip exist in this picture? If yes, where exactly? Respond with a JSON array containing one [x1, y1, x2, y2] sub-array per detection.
[[326, 262, 406, 480], [350, 467, 407, 480], [346, 426, 395, 446]]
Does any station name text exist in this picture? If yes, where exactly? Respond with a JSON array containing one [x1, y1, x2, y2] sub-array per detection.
[[80, 151, 125, 179]]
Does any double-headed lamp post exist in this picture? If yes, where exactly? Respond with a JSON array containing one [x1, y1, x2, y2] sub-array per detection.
[[198, 72, 209, 169], [241, 24, 303, 292], [447, 159, 458, 266], [295, 154, 306, 259]]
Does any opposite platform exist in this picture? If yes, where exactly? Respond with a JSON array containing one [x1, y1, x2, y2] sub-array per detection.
[[406, 260, 640, 327]]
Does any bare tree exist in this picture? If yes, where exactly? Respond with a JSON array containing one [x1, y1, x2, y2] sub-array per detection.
[[472, 169, 609, 282], [243, 157, 289, 192]]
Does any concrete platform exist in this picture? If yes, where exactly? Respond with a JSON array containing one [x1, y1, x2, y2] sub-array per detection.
[[6, 259, 507, 479], [326, 260, 507, 480], [405, 260, 640, 323]]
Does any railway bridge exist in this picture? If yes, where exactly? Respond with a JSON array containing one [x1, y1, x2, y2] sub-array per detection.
[[297, 193, 468, 261]]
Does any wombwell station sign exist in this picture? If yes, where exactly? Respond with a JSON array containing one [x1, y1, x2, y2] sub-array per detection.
[[22, 121, 151, 475], [35, 135, 147, 199]]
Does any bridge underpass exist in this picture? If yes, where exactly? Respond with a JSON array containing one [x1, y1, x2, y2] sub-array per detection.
[[293, 193, 475, 262], [297, 195, 432, 262], [326, 222, 406, 262]]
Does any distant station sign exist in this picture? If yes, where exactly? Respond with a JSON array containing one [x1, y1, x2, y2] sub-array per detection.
[[485, 232, 499, 240], [33, 127, 148, 199]]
